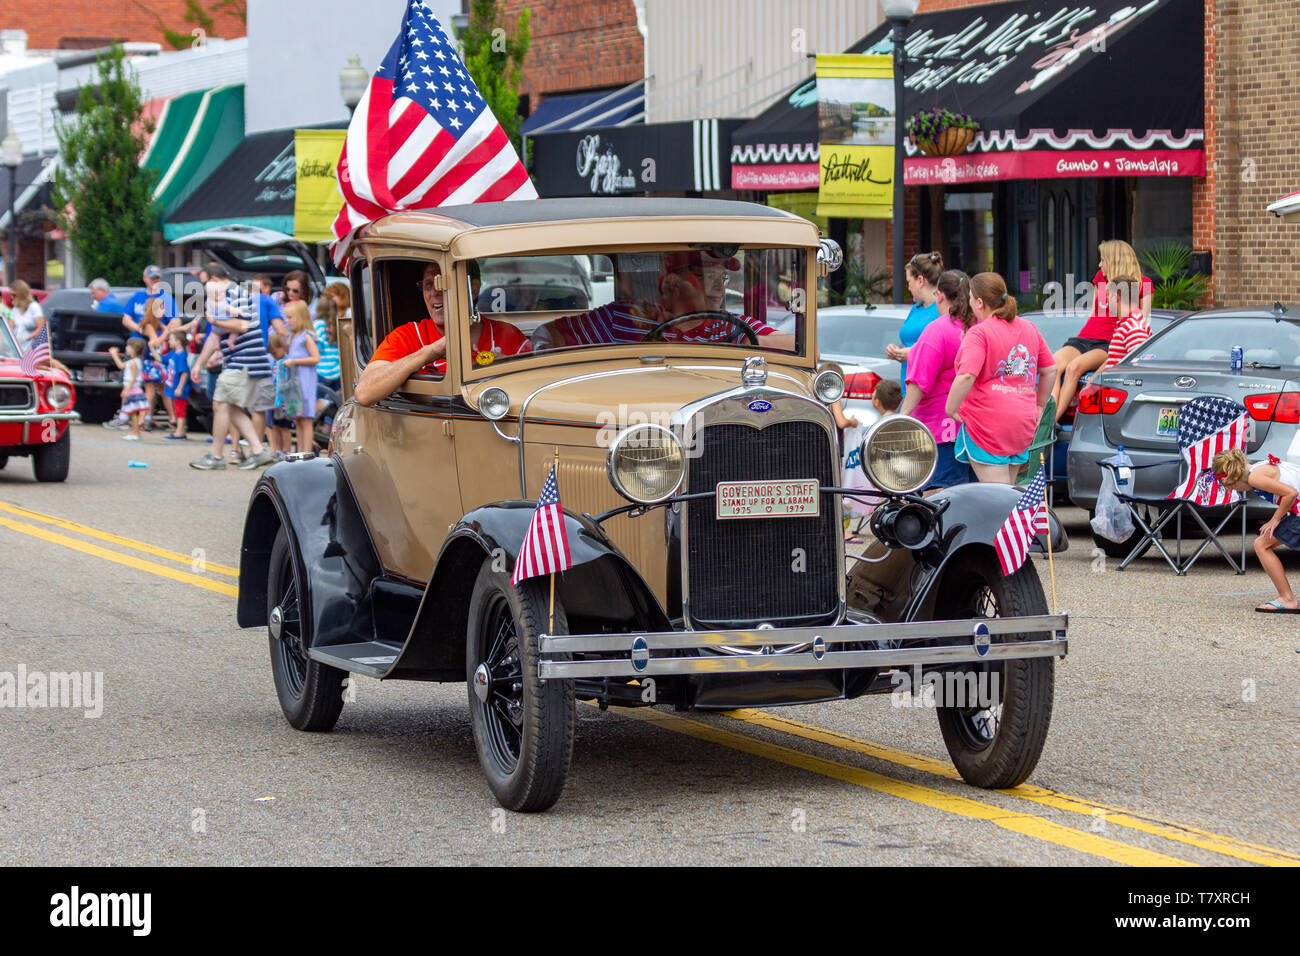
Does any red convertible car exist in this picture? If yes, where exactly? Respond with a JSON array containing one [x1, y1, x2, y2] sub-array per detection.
[[0, 318, 77, 482]]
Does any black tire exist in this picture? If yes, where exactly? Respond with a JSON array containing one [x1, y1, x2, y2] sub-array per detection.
[[466, 557, 575, 812], [0, 456, 7, 470], [32, 430, 70, 483], [934, 552, 1055, 789], [1088, 510, 1152, 561], [267, 527, 347, 731]]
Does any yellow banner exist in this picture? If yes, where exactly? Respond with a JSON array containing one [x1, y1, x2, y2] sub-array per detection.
[[293, 129, 347, 243], [815, 54, 895, 219]]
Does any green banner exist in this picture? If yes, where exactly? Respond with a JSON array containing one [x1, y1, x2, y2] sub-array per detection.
[[816, 54, 895, 219]]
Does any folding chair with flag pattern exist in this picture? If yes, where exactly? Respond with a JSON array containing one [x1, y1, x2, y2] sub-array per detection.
[[1100, 395, 1250, 574]]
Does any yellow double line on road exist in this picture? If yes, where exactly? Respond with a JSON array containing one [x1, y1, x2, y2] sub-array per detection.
[[0, 500, 238, 597], [3, 497, 1296, 866]]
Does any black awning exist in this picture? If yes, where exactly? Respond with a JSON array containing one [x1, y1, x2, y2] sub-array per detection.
[[520, 85, 644, 135], [732, 0, 1203, 181], [164, 122, 346, 239], [531, 119, 744, 197]]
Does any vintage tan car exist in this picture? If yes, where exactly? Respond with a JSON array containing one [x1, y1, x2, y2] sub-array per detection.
[[236, 198, 1068, 812]]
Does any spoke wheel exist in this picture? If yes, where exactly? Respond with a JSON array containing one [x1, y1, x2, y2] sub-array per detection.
[[267, 527, 346, 731], [466, 557, 574, 812], [934, 551, 1055, 789]]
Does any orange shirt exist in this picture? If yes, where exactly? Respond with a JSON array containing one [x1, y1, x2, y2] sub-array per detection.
[[370, 318, 531, 375]]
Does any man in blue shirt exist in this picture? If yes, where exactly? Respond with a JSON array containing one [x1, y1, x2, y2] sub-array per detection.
[[123, 265, 176, 332], [89, 278, 125, 314]]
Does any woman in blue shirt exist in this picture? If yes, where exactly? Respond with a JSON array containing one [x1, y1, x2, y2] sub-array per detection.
[[886, 251, 944, 391]]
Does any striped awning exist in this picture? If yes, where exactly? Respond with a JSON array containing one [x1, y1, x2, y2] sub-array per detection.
[[142, 85, 245, 219]]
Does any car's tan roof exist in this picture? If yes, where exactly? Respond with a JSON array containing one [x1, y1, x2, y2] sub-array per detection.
[[355, 197, 821, 257]]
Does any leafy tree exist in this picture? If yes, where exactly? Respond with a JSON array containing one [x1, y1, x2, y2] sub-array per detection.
[[456, 0, 532, 157], [51, 45, 159, 284]]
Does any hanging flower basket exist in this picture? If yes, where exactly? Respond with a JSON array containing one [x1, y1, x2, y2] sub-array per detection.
[[906, 108, 980, 156]]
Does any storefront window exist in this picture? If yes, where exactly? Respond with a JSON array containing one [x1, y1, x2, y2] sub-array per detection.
[[943, 192, 994, 276], [1133, 177, 1193, 250], [1018, 221, 1039, 295]]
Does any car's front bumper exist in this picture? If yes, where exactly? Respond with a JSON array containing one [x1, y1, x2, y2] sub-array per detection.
[[0, 410, 80, 445], [538, 613, 1068, 679]]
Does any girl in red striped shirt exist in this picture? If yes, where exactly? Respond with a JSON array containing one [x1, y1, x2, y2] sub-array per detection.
[[1102, 275, 1152, 369]]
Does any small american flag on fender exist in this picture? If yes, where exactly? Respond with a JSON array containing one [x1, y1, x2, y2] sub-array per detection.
[[20, 324, 50, 376], [329, 0, 537, 267], [995, 466, 1050, 576], [512, 465, 573, 586]]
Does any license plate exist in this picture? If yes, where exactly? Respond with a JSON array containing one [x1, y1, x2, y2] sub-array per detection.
[[1156, 407, 1179, 436], [82, 366, 107, 382], [716, 479, 820, 519]]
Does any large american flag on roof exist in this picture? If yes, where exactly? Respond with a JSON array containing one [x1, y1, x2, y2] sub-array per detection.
[[329, 0, 537, 265], [995, 466, 1050, 576], [1169, 396, 1249, 507]]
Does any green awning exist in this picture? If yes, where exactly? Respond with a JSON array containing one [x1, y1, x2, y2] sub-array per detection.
[[144, 85, 245, 220]]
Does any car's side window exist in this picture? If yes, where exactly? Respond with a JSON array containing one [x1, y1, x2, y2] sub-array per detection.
[[368, 257, 451, 384], [351, 258, 372, 366]]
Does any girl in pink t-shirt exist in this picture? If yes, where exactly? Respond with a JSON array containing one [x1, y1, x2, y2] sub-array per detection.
[[947, 273, 1058, 485], [899, 269, 977, 489]]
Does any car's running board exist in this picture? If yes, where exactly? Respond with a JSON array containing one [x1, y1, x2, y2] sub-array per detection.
[[308, 642, 403, 678]]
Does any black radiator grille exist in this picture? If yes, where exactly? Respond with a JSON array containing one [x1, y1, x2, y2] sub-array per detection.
[[0, 382, 34, 410], [685, 420, 839, 627]]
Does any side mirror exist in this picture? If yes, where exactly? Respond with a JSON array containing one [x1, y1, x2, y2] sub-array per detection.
[[817, 239, 844, 274]]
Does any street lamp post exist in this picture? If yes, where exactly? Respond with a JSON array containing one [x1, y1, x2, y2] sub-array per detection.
[[339, 55, 369, 118], [2, 127, 23, 287], [884, 0, 919, 305]]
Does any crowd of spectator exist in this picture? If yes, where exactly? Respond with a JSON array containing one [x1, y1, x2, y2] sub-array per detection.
[[878, 241, 1153, 490], [71, 262, 349, 471]]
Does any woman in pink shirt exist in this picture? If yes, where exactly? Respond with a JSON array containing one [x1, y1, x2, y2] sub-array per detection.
[[946, 272, 1058, 485], [899, 269, 976, 489]]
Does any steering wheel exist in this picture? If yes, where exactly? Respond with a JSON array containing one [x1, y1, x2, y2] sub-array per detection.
[[641, 311, 759, 346]]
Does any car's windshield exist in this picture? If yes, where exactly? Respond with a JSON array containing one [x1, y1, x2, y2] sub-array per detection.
[[817, 310, 903, 358], [1132, 316, 1300, 368], [0, 318, 21, 361], [469, 246, 806, 359]]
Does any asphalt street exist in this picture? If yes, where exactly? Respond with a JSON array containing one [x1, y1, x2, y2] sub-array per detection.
[[1, 423, 1297, 866]]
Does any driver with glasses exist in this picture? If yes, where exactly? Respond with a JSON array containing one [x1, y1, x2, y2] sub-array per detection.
[[531, 251, 794, 351]]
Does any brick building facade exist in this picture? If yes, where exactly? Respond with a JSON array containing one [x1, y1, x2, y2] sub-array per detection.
[[1211, 0, 1300, 304], [497, 0, 643, 108], [2, 1, 246, 49]]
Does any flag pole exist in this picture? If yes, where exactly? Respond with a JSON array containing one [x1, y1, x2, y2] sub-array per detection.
[[549, 446, 559, 634], [1041, 452, 1058, 614]]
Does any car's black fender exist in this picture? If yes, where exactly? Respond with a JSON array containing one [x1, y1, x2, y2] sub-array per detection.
[[388, 502, 671, 680], [847, 481, 1067, 623], [236, 457, 384, 648]]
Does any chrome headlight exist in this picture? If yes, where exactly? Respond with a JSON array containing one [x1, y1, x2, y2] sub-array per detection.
[[813, 367, 845, 404], [859, 415, 937, 494], [607, 424, 685, 504], [477, 386, 510, 420], [46, 383, 73, 410]]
